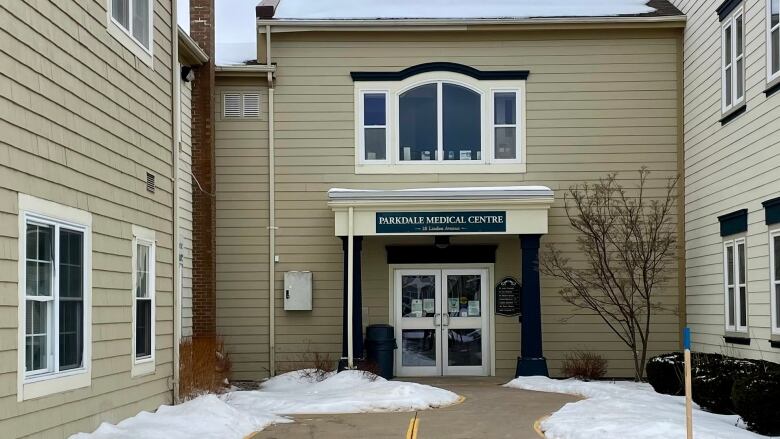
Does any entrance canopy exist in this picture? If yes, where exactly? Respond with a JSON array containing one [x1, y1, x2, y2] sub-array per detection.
[[328, 186, 554, 236]]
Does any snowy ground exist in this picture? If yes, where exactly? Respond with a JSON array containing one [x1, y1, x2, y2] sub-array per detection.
[[506, 376, 768, 439], [70, 370, 459, 439]]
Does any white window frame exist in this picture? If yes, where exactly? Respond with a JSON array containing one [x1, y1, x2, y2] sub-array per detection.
[[770, 229, 780, 335], [131, 225, 156, 377], [106, 0, 154, 67], [17, 194, 92, 401], [724, 237, 748, 333], [358, 90, 391, 165], [354, 71, 527, 174], [490, 89, 523, 164], [768, 0, 780, 84], [722, 7, 746, 114]]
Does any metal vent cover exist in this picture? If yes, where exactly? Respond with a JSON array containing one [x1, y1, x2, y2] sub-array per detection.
[[146, 172, 155, 193], [242, 93, 261, 117], [223, 92, 261, 118], [223, 93, 242, 118]]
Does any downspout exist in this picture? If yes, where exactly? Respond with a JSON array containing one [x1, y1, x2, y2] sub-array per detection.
[[266, 24, 277, 377], [169, 0, 182, 403]]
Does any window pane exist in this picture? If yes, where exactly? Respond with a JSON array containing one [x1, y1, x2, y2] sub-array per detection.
[[447, 274, 481, 317], [402, 329, 436, 366], [399, 84, 438, 161], [60, 229, 83, 299], [364, 128, 387, 160], [132, 0, 150, 48], [736, 16, 743, 56], [136, 244, 149, 298], [443, 83, 481, 161], [448, 329, 482, 366], [773, 0, 780, 28], [773, 29, 779, 75], [725, 66, 733, 106], [495, 127, 517, 159], [25, 301, 48, 372], [136, 299, 152, 358], [59, 300, 83, 370], [737, 58, 744, 99], [774, 236, 780, 281], [739, 286, 747, 327], [494, 92, 516, 125], [725, 26, 732, 64], [728, 286, 735, 326], [401, 275, 436, 318], [363, 93, 386, 126], [738, 243, 746, 283], [112, 0, 130, 29], [726, 245, 734, 285]]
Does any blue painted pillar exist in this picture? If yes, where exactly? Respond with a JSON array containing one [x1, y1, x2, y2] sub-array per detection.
[[340, 236, 364, 366], [516, 234, 549, 377]]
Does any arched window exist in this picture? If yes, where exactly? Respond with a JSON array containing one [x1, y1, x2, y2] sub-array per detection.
[[356, 68, 525, 173]]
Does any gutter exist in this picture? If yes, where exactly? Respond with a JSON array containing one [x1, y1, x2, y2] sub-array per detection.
[[178, 27, 208, 65], [257, 15, 686, 31], [215, 65, 276, 77]]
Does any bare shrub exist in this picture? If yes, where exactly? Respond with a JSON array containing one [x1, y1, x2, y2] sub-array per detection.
[[179, 335, 232, 401], [297, 351, 336, 382], [561, 351, 608, 381]]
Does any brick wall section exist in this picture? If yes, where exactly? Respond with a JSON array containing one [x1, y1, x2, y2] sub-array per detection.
[[190, 0, 216, 337]]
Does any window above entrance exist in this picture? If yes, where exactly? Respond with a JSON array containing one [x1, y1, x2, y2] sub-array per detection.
[[352, 63, 528, 174]]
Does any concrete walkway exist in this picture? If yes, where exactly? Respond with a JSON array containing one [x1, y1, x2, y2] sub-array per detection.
[[251, 377, 576, 439]]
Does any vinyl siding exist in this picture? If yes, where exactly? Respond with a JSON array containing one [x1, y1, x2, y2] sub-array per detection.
[[0, 1, 175, 437], [180, 78, 194, 337], [672, 0, 780, 361], [215, 27, 684, 379], [215, 79, 271, 380]]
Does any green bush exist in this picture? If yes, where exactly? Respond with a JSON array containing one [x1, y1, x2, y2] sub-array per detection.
[[646, 352, 684, 395], [732, 371, 780, 435], [692, 355, 757, 414]]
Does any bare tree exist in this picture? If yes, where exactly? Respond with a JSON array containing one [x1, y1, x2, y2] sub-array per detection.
[[541, 169, 678, 380]]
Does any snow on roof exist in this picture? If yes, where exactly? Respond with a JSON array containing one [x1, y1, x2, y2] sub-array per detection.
[[274, 0, 657, 20]]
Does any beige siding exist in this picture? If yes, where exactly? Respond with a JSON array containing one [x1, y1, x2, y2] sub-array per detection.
[[216, 27, 684, 379], [672, 0, 780, 361], [180, 78, 194, 337], [215, 79, 271, 380], [0, 1, 176, 437]]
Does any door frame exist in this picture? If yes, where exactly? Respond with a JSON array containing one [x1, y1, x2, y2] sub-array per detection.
[[389, 263, 495, 377]]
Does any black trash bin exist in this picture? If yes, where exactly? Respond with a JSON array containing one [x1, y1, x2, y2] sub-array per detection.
[[365, 324, 396, 379]]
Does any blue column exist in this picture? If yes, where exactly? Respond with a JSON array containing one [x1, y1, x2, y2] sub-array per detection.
[[516, 234, 548, 377], [340, 236, 364, 367]]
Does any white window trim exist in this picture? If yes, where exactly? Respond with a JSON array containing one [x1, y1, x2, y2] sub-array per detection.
[[490, 89, 523, 164], [16, 194, 92, 401], [106, 0, 154, 68], [724, 237, 748, 333], [770, 229, 780, 335], [358, 90, 391, 165], [722, 7, 746, 114], [131, 225, 156, 377], [768, 0, 780, 84], [354, 71, 527, 174]]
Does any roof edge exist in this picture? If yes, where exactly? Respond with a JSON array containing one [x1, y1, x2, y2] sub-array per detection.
[[178, 27, 208, 65]]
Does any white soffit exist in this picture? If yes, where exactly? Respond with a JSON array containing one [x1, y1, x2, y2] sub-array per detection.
[[328, 186, 554, 201]]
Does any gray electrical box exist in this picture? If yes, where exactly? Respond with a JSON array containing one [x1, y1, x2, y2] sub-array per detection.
[[284, 271, 312, 311]]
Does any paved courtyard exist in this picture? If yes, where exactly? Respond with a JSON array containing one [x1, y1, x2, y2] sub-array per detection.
[[251, 377, 577, 439]]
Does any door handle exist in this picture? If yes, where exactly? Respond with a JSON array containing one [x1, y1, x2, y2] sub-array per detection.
[[442, 313, 450, 327], [433, 313, 441, 327]]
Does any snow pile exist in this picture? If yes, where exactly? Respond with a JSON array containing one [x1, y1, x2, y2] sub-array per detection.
[[70, 370, 459, 438], [230, 369, 461, 415], [275, 0, 656, 20], [506, 376, 766, 439], [69, 395, 288, 439]]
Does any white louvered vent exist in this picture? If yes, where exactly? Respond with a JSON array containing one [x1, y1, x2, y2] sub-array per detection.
[[146, 172, 156, 193], [242, 93, 261, 118], [223, 93, 243, 118]]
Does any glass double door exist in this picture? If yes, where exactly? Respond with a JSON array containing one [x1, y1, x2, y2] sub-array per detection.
[[395, 268, 489, 376]]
